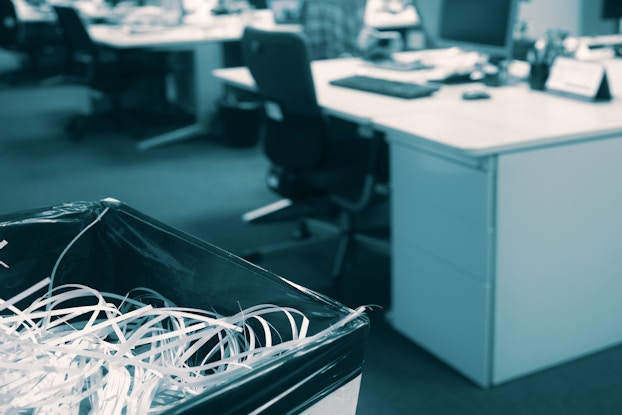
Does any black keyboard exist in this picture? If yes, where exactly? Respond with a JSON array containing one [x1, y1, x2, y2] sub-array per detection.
[[330, 75, 440, 99]]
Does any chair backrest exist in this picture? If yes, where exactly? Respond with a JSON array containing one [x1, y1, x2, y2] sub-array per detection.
[[0, 0, 19, 49], [53, 5, 98, 68], [241, 26, 325, 170]]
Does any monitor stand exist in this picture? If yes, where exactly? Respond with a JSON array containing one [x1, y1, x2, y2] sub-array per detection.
[[480, 57, 514, 87]]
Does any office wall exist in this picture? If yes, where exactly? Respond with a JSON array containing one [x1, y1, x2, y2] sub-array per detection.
[[581, 0, 619, 36], [518, 0, 617, 38], [411, 0, 440, 47]]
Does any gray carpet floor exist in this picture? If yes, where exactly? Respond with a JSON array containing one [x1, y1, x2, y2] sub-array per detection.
[[2, 84, 622, 414]]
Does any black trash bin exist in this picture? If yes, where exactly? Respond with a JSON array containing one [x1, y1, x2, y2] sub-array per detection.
[[0, 198, 370, 415], [219, 92, 263, 148]]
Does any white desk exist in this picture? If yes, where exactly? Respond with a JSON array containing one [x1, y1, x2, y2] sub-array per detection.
[[15, 0, 278, 150], [214, 54, 622, 387], [88, 10, 276, 150], [376, 59, 622, 387], [212, 49, 473, 125]]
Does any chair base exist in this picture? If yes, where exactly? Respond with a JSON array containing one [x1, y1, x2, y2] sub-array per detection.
[[242, 197, 337, 225], [241, 217, 340, 263], [241, 213, 390, 284], [64, 109, 131, 141]]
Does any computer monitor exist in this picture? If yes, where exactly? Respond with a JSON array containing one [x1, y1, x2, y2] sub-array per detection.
[[434, 0, 519, 62], [603, 0, 622, 19]]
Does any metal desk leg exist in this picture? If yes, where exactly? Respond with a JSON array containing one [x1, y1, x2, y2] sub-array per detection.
[[136, 42, 224, 151]]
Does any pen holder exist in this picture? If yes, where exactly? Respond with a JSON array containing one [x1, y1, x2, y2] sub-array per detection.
[[529, 62, 549, 90]]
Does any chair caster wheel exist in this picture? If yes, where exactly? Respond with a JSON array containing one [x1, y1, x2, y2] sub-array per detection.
[[66, 116, 87, 140], [292, 223, 310, 240]]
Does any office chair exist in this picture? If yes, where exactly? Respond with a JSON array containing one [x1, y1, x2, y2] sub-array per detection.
[[239, 26, 390, 282], [52, 5, 166, 140], [0, 0, 57, 84], [0, 0, 21, 50]]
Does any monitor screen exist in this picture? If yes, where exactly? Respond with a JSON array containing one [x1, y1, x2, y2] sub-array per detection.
[[602, 0, 622, 19], [435, 0, 519, 60]]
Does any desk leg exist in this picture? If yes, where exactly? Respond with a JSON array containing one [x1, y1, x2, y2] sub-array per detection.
[[136, 43, 224, 151]]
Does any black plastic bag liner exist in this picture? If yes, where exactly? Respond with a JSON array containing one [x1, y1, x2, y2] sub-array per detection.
[[0, 198, 370, 414]]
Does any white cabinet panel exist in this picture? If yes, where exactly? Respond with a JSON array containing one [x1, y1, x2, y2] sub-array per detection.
[[390, 142, 495, 386], [393, 200, 493, 282], [494, 137, 622, 384], [391, 243, 492, 387], [391, 145, 493, 281], [392, 147, 491, 227], [390, 134, 622, 387]]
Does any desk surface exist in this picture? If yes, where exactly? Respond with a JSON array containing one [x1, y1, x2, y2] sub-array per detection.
[[213, 50, 467, 123], [378, 89, 622, 157], [88, 10, 278, 48], [14, 0, 278, 48], [376, 59, 622, 157], [89, 20, 239, 49], [213, 53, 622, 157]]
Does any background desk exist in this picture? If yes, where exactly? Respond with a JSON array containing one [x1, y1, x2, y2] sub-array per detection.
[[214, 55, 622, 387], [89, 11, 277, 150], [10, 1, 279, 150]]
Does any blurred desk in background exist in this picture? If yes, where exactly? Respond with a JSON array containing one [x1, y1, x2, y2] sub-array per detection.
[[87, 8, 276, 150]]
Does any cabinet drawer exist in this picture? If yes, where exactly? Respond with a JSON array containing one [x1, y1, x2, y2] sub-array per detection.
[[391, 244, 492, 387], [391, 146, 491, 227], [392, 201, 493, 281], [391, 145, 493, 281]]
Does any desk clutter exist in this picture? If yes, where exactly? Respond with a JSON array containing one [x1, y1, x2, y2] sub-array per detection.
[[527, 29, 613, 101], [15, 0, 273, 33]]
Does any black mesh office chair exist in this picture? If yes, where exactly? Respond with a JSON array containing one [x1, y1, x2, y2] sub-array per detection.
[[240, 26, 390, 282], [52, 5, 166, 139]]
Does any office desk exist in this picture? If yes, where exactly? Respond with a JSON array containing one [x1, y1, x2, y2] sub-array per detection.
[[375, 60, 622, 387], [215, 55, 622, 387], [88, 11, 277, 150], [212, 51, 467, 125]]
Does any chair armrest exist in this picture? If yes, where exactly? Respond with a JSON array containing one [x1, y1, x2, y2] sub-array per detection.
[[329, 132, 388, 212]]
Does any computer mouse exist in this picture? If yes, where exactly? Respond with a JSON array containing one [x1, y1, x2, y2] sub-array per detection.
[[462, 90, 491, 100]]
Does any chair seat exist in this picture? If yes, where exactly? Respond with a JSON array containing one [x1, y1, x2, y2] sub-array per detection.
[[240, 26, 390, 289]]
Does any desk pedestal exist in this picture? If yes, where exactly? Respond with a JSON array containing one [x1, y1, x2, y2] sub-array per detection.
[[388, 133, 622, 387]]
